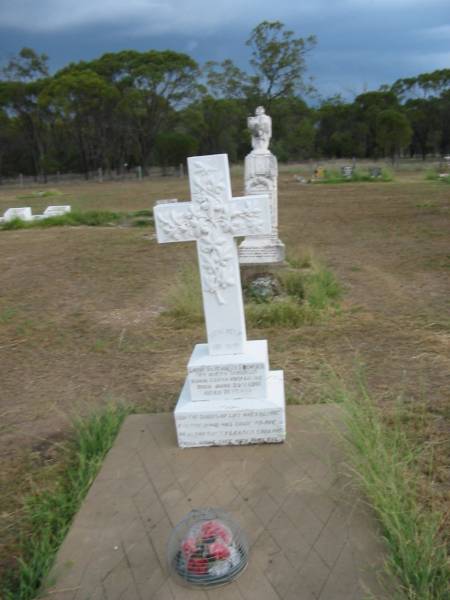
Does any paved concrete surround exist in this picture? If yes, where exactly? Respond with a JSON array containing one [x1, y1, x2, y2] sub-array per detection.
[[44, 406, 389, 600]]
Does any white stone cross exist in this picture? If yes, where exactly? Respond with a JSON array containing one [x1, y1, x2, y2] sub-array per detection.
[[154, 154, 271, 356]]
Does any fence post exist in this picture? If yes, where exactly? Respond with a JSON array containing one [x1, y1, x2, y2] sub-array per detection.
[[19, 173, 24, 187], [98, 167, 103, 183], [137, 165, 142, 180]]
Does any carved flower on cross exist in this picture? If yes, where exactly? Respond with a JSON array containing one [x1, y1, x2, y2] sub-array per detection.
[[157, 160, 265, 305]]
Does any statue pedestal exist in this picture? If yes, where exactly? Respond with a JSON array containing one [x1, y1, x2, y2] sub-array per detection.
[[239, 235, 285, 265], [239, 150, 285, 266]]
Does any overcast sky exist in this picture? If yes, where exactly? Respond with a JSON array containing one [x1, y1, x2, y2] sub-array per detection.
[[0, 0, 449, 99]]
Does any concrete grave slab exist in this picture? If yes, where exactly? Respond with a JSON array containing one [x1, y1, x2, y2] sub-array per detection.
[[43, 406, 390, 600]]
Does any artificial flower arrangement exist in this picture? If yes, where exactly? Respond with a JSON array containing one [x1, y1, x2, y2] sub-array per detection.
[[169, 510, 248, 587]]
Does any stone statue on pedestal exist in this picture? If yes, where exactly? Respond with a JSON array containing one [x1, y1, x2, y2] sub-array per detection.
[[248, 106, 272, 153], [239, 106, 285, 265]]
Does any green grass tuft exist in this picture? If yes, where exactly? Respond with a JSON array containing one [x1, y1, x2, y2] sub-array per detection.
[[278, 270, 305, 301], [333, 376, 450, 600], [163, 256, 342, 329], [313, 168, 393, 184], [246, 298, 317, 327], [0, 307, 18, 323], [2, 403, 132, 600], [162, 265, 204, 326], [304, 265, 342, 309], [1, 218, 28, 230], [425, 169, 440, 181], [17, 189, 64, 200], [131, 209, 153, 218], [286, 251, 312, 269], [425, 170, 450, 184]]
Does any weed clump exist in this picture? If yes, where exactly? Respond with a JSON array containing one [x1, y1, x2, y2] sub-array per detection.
[[1, 404, 131, 600], [331, 376, 450, 600], [425, 170, 450, 184], [163, 266, 204, 326], [162, 252, 341, 329]]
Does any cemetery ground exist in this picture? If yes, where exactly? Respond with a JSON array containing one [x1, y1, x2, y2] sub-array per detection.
[[0, 167, 449, 597]]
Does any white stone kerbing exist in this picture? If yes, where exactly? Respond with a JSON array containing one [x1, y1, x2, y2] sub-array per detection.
[[33, 205, 72, 221], [1, 205, 71, 222], [154, 154, 286, 447], [239, 107, 285, 265], [43, 205, 71, 217], [2, 207, 33, 222]]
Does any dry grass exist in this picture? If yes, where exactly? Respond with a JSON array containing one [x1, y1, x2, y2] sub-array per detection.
[[0, 172, 449, 591]]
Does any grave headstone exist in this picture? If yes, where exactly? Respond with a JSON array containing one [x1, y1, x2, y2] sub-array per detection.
[[341, 165, 354, 178], [369, 166, 382, 178], [154, 154, 286, 447], [238, 107, 285, 265]]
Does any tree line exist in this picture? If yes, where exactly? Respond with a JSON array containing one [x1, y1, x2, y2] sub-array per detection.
[[0, 21, 449, 180]]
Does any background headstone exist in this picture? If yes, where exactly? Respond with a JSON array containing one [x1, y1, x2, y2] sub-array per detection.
[[370, 166, 382, 178], [239, 107, 285, 266], [341, 165, 354, 178]]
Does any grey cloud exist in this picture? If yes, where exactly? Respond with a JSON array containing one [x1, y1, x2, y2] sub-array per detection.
[[0, 0, 448, 96]]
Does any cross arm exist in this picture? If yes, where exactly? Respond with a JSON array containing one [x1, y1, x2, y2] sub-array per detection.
[[229, 194, 272, 238], [154, 202, 198, 244]]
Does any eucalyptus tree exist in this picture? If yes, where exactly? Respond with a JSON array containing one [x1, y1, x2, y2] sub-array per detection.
[[41, 67, 120, 176], [246, 20, 316, 107], [90, 50, 199, 171], [376, 109, 412, 162], [0, 48, 51, 179]]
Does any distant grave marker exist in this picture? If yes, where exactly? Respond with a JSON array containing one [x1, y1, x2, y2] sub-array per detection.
[[341, 165, 354, 178], [1, 205, 72, 223]]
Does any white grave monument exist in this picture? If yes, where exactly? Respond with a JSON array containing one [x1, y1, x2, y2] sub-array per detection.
[[33, 205, 72, 220], [0, 205, 71, 223], [1, 207, 33, 223], [43, 205, 71, 217], [239, 106, 285, 265], [154, 154, 286, 448]]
